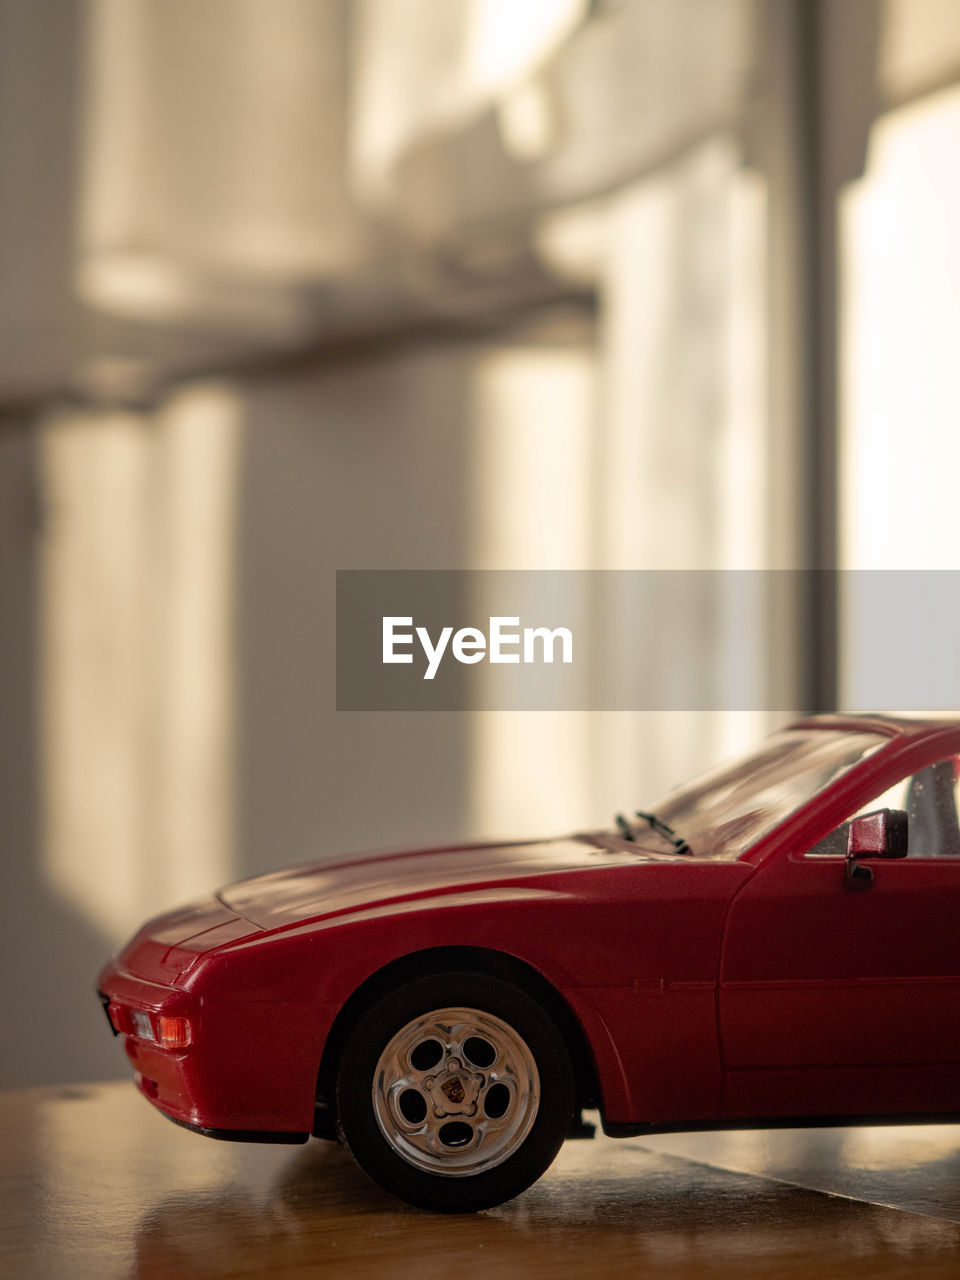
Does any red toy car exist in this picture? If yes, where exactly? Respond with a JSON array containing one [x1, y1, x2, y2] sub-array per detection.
[[97, 713, 960, 1211]]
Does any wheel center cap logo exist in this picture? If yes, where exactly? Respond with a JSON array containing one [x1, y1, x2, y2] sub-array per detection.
[[441, 1078, 465, 1104]]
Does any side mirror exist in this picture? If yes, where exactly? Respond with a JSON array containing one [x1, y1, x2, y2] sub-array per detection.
[[844, 808, 908, 890], [848, 809, 909, 857]]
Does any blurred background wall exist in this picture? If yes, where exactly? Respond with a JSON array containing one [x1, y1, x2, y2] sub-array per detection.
[[2, 0, 960, 1086]]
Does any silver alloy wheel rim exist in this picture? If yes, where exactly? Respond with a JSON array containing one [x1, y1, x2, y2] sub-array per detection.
[[371, 1005, 541, 1177]]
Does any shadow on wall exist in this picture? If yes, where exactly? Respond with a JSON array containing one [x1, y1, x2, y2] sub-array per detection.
[[232, 345, 477, 875], [0, 427, 121, 1087]]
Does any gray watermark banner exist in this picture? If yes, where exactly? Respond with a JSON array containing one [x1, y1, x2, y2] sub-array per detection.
[[336, 570, 960, 711]]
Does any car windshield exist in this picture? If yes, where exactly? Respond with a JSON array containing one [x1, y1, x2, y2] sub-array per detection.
[[646, 728, 887, 860]]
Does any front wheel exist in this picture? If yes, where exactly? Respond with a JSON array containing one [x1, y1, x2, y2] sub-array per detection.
[[336, 971, 575, 1212]]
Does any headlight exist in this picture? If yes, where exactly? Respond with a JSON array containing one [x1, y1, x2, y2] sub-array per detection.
[[110, 1002, 192, 1047], [131, 1009, 155, 1041]]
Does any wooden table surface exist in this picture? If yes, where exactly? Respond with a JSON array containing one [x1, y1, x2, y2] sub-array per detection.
[[2, 1082, 959, 1279]]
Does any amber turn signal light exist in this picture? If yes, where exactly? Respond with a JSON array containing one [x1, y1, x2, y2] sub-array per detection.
[[157, 1016, 191, 1049]]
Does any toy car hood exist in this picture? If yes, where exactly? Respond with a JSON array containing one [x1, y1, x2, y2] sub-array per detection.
[[217, 835, 663, 930]]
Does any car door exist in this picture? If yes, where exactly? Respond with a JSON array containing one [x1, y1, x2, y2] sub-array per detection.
[[718, 755, 960, 1120]]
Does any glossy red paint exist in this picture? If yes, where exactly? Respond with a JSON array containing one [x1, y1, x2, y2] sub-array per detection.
[[97, 713, 960, 1144]]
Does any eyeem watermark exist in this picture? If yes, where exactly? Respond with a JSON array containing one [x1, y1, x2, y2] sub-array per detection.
[[383, 615, 573, 680], [337, 568, 960, 710]]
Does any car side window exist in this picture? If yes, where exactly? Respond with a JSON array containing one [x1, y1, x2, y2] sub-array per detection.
[[806, 755, 960, 859]]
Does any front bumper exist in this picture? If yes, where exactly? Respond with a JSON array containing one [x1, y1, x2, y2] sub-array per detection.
[[97, 958, 330, 1139], [97, 960, 213, 1130]]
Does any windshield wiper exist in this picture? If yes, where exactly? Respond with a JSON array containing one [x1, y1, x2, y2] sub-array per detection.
[[614, 810, 691, 855]]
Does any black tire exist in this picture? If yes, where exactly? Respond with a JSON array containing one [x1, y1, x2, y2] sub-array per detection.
[[335, 970, 575, 1212]]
